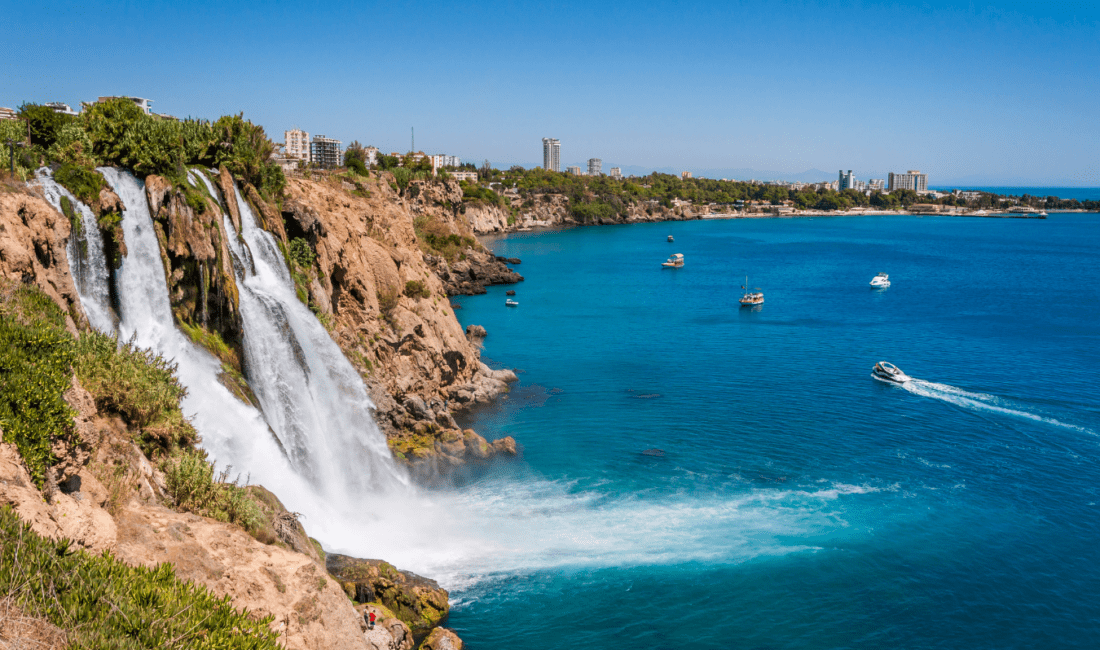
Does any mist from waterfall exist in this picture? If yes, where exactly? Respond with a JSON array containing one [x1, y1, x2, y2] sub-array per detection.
[[34, 168, 116, 332]]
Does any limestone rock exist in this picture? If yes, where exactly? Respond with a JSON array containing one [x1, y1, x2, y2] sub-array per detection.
[[463, 430, 492, 459], [404, 395, 435, 422], [327, 554, 449, 637], [418, 627, 463, 650], [464, 324, 486, 338], [492, 436, 518, 456]]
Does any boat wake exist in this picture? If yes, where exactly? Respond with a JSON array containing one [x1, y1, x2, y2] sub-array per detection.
[[902, 379, 1094, 435]]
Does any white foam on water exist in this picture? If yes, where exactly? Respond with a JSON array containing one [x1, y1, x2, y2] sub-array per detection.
[[903, 379, 1095, 435]]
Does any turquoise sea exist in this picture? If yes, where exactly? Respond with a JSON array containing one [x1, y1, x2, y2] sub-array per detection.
[[447, 214, 1100, 649]]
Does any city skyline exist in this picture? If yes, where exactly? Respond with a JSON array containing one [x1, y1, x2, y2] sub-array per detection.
[[3, 1, 1098, 185]]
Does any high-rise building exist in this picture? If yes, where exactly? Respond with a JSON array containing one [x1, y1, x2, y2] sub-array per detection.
[[566, 166, 582, 175], [868, 179, 886, 191], [888, 170, 928, 192], [609, 167, 622, 179], [588, 158, 602, 175], [839, 169, 855, 191], [310, 135, 342, 168], [682, 171, 692, 179], [542, 138, 560, 172], [285, 129, 311, 162]]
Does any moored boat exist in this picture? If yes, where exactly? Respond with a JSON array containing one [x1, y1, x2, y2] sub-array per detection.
[[739, 276, 763, 306], [870, 272, 890, 288], [505, 299, 518, 307], [662, 253, 684, 268], [871, 361, 910, 384], [667, 235, 674, 242]]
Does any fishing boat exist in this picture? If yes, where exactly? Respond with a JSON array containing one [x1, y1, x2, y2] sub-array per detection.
[[667, 235, 674, 242], [872, 361, 910, 384], [505, 299, 518, 307], [662, 253, 684, 268], [870, 272, 890, 288], [739, 276, 763, 306]]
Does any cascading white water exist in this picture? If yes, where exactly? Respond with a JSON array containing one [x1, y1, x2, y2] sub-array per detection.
[[97, 168, 318, 503], [34, 168, 116, 332], [190, 169, 408, 501]]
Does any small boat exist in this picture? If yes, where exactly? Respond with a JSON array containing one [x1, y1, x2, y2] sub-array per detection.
[[505, 299, 518, 307], [662, 253, 684, 268], [667, 235, 674, 242], [870, 272, 890, 288], [871, 361, 911, 384], [739, 276, 763, 306]]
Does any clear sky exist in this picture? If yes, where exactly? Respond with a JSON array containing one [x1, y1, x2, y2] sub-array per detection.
[[3, 1, 1098, 185]]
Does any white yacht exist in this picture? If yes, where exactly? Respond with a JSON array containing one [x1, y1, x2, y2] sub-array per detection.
[[870, 273, 890, 288], [662, 253, 684, 268], [505, 299, 518, 307], [872, 361, 911, 384]]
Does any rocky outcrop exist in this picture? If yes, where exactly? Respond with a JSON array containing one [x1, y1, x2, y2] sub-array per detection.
[[419, 627, 463, 650], [327, 554, 450, 638], [144, 171, 242, 348], [426, 248, 522, 297], [0, 191, 84, 332]]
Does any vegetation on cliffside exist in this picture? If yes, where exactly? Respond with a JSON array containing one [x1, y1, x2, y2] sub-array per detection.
[[0, 506, 280, 650], [6, 100, 285, 201]]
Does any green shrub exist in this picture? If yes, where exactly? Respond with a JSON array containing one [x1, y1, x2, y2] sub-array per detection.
[[73, 331, 198, 455], [404, 280, 430, 299], [287, 237, 316, 269], [17, 104, 74, 149], [0, 312, 76, 489], [53, 163, 107, 206], [161, 449, 265, 533], [0, 506, 280, 649]]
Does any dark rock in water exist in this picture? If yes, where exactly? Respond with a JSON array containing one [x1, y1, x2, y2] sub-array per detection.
[[505, 290, 516, 296], [326, 554, 449, 637], [641, 449, 666, 457], [450, 302, 461, 309], [548, 387, 564, 395], [495, 256, 522, 265]]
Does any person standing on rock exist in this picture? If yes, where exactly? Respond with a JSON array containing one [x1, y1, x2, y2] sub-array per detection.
[[367, 611, 376, 630]]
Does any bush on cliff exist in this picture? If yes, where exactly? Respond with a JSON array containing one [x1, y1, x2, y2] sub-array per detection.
[[73, 330, 198, 456], [0, 284, 77, 489], [0, 506, 281, 649], [161, 449, 265, 534]]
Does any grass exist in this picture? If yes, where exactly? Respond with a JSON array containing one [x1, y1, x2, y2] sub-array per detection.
[[0, 506, 280, 649], [412, 215, 477, 262], [160, 449, 265, 535]]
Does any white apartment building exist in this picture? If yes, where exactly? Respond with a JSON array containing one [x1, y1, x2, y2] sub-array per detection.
[[431, 154, 461, 169], [45, 102, 78, 116], [566, 166, 582, 175], [888, 170, 928, 192], [609, 167, 622, 179], [450, 170, 479, 182], [868, 179, 886, 191], [542, 138, 561, 172], [364, 146, 379, 166], [588, 158, 602, 175], [839, 169, 855, 191], [285, 129, 311, 162], [97, 96, 153, 114]]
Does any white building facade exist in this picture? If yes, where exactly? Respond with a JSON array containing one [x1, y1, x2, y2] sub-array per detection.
[[285, 129, 311, 162], [542, 138, 561, 172], [310, 135, 342, 168], [888, 170, 928, 192], [588, 158, 602, 175]]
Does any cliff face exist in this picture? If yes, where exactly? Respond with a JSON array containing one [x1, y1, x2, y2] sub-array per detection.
[[459, 189, 706, 235], [0, 190, 83, 332]]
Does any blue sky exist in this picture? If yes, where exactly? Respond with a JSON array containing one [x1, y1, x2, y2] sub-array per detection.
[[3, 1, 1098, 185]]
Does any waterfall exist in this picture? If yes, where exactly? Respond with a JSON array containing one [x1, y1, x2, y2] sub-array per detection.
[[97, 168, 319, 507], [33, 168, 116, 332], [191, 170, 408, 501]]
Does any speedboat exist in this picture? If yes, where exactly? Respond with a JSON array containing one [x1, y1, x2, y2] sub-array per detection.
[[872, 361, 910, 384], [505, 299, 518, 307], [870, 272, 890, 288], [667, 235, 674, 242], [662, 253, 684, 268]]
